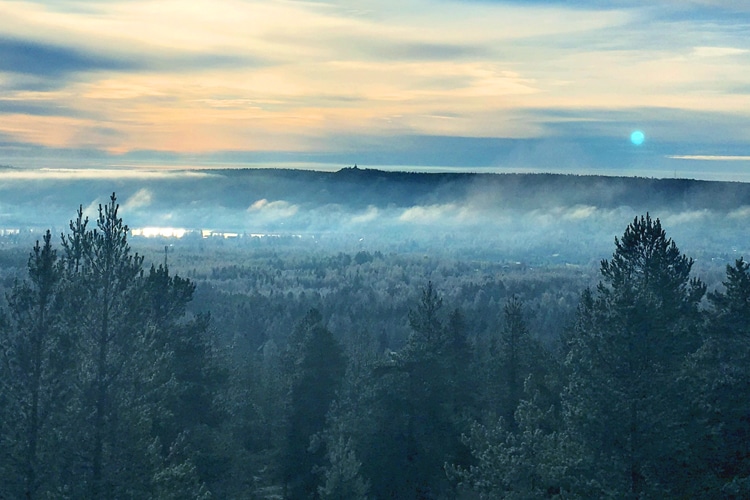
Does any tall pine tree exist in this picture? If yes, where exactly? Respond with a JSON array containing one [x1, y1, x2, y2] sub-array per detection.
[[564, 214, 705, 498], [282, 309, 347, 499], [363, 283, 472, 499], [686, 257, 750, 497], [53, 194, 215, 497], [0, 231, 70, 498], [60, 194, 149, 497]]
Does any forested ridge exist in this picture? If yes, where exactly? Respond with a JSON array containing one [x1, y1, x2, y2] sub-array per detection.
[[1, 194, 749, 499], [4, 168, 750, 230]]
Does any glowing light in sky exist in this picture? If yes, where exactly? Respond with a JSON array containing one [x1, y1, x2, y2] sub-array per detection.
[[630, 130, 645, 146]]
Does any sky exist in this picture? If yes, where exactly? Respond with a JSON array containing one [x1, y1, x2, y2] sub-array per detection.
[[1, 0, 750, 180]]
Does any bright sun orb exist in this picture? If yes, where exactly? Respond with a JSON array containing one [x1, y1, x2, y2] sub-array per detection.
[[631, 130, 645, 146]]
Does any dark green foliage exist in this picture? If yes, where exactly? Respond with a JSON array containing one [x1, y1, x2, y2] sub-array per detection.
[[0, 194, 221, 498], [282, 309, 347, 499], [408, 282, 444, 347], [444, 307, 474, 418], [314, 419, 370, 500], [453, 296, 567, 499], [143, 263, 230, 494], [359, 283, 474, 499], [564, 214, 706, 497], [450, 385, 591, 499], [0, 230, 70, 498], [60, 194, 156, 497], [501, 297, 527, 424], [4, 199, 750, 498], [150, 433, 213, 500], [684, 258, 750, 497], [490, 296, 554, 427]]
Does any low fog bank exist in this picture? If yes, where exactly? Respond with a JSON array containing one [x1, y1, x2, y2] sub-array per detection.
[[0, 168, 748, 265]]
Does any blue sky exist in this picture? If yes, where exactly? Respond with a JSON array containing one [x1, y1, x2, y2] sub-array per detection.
[[0, 0, 749, 179]]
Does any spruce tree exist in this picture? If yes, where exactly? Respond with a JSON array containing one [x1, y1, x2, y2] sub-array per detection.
[[450, 385, 588, 499], [316, 421, 370, 500], [496, 296, 551, 427]]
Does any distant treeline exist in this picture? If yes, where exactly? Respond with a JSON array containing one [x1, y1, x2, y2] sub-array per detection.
[[3, 168, 750, 229], [127, 167, 750, 211]]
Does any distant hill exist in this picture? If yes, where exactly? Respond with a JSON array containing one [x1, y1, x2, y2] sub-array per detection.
[[141, 166, 750, 212], [329, 168, 750, 211], [210, 167, 750, 213], [1, 165, 749, 231], [1, 166, 749, 264]]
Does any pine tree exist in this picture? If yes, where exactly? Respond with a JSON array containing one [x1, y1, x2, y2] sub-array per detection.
[[142, 260, 229, 493], [478, 296, 557, 435], [444, 307, 474, 418], [450, 383, 590, 499], [496, 296, 552, 426], [0, 230, 70, 498], [316, 420, 370, 500], [564, 214, 705, 497], [312, 336, 377, 500], [686, 258, 750, 497], [150, 433, 213, 500], [1, 195, 219, 497], [59, 194, 149, 497], [282, 309, 347, 498], [407, 281, 444, 348], [55, 194, 215, 497], [502, 297, 526, 425], [363, 283, 472, 499]]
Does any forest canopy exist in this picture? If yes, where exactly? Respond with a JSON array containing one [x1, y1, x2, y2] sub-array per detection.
[[0, 194, 748, 499]]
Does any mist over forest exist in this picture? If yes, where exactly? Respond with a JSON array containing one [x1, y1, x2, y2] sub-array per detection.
[[2, 166, 750, 264], [2, 168, 750, 498]]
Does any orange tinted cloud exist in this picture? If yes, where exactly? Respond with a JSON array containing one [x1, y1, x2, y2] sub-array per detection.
[[0, 0, 748, 162]]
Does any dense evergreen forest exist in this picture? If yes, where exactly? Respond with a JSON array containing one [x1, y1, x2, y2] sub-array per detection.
[[1, 192, 749, 499]]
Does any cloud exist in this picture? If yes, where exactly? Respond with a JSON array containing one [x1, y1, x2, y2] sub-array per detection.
[[336, 37, 489, 61], [668, 155, 750, 161], [0, 36, 135, 78], [398, 203, 478, 224], [484, 0, 750, 20], [248, 199, 299, 218], [691, 46, 749, 58], [0, 35, 265, 84], [123, 188, 153, 210], [564, 205, 597, 220], [351, 205, 379, 224], [400, 204, 457, 223], [728, 206, 750, 219], [0, 99, 92, 118], [0, 168, 214, 180], [82, 198, 101, 219], [663, 210, 710, 226]]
